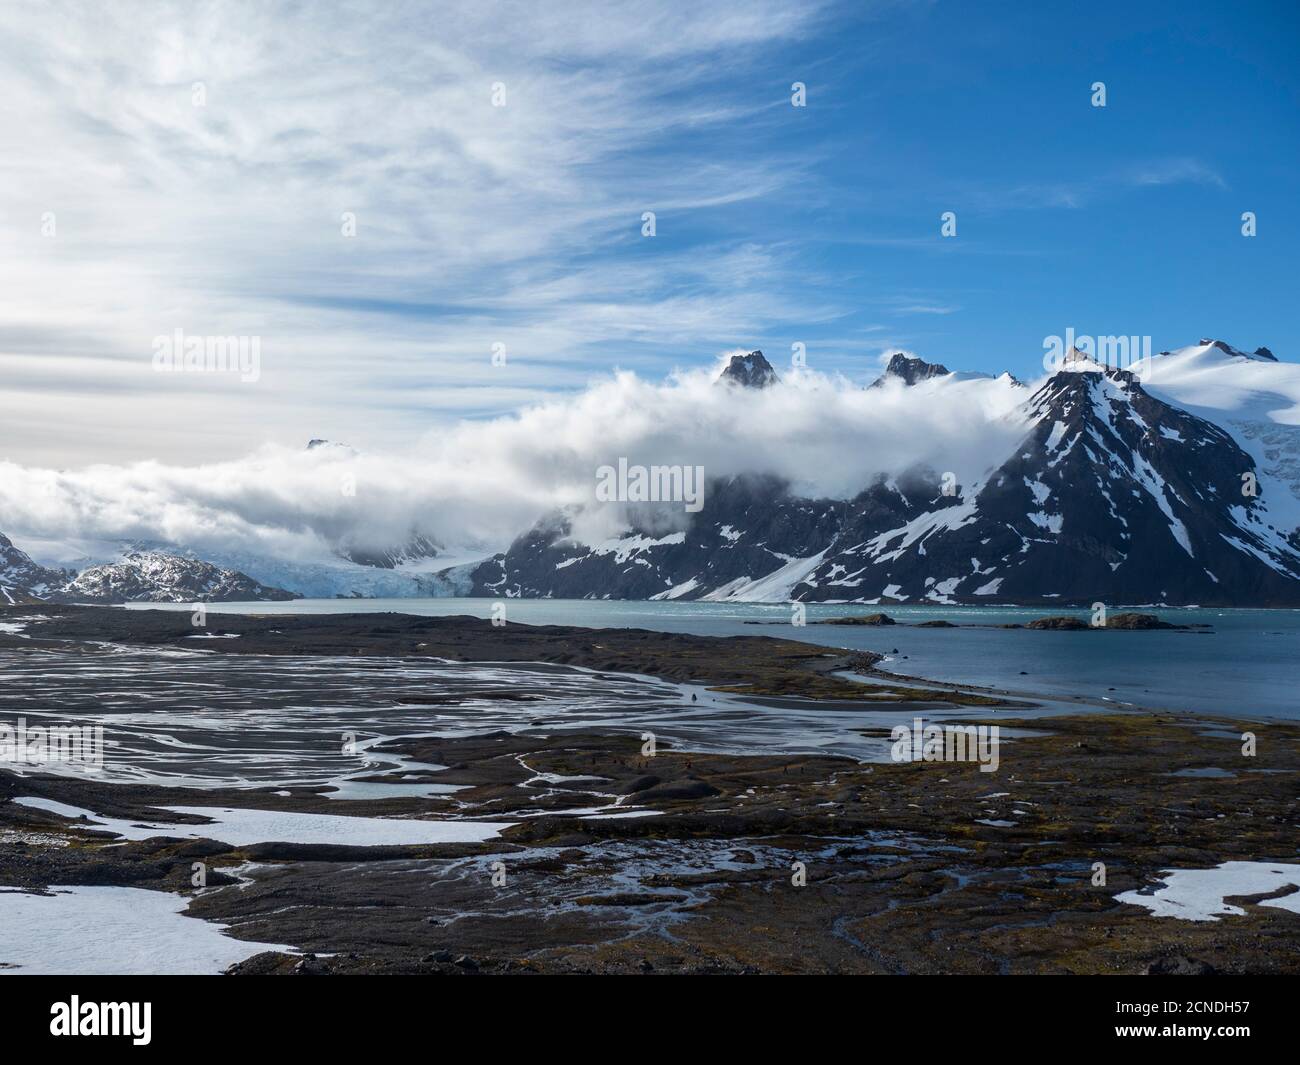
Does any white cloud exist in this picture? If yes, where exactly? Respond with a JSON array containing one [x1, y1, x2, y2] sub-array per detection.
[[0, 0, 832, 464], [0, 362, 1033, 563]]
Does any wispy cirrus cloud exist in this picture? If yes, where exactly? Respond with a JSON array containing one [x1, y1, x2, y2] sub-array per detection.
[[0, 0, 836, 465], [960, 156, 1227, 213], [1125, 158, 1227, 189], [1, 0, 1287, 479], [874, 296, 960, 316]]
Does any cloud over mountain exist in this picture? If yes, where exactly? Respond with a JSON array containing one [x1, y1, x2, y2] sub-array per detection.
[[0, 358, 1029, 565]]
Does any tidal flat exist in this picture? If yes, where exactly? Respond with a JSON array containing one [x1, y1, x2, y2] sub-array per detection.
[[1, 605, 1296, 975]]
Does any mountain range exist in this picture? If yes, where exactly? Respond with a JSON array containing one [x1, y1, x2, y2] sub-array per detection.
[[1, 538, 297, 605], [4, 338, 1300, 607]]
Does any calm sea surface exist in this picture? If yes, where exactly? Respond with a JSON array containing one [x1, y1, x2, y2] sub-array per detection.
[[125, 599, 1300, 720]]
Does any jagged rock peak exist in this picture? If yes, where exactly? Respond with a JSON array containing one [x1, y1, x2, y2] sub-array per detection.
[[1061, 345, 1100, 367], [1054, 347, 1144, 383], [717, 350, 779, 388], [1197, 339, 1277, 362], [0, 532, 71, 598], [871, 352, 951, 387]]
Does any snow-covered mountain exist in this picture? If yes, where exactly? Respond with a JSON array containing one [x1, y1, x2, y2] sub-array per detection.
[[1134, 339, 1300, 546], [0, 535, 456, 603], [0, 538, 298, 604], [60, 552, 299, 603], [6, 340, 1299, 607], [448, 343, 1300, 606], [1, 532, 72, 603]]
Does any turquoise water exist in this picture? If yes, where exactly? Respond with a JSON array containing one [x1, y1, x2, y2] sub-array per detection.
[[125, 599, 1300, 720]]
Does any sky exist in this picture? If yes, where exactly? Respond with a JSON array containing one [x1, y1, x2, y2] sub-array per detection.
[[1, 0, 1298, 469]]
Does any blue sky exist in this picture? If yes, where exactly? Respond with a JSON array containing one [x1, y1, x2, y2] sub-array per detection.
[[639, 0, 1300, 381], [0, 0, 1297, 465]]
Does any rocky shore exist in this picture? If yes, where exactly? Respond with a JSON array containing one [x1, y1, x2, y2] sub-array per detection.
[[1, 604, 1296, 974]]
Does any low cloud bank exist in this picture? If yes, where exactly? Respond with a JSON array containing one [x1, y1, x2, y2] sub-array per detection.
[[0, 363, 1034, 565]]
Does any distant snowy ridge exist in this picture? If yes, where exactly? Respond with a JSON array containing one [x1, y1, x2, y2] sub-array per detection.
[[451, 343, 1300, 606], [5, 339, 1300, 606], [0, 539, 298, 604]]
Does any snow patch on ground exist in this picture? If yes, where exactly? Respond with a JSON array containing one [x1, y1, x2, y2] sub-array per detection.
[[584, 531, 686, 566], [650, 576, 700, 600], [0, 884, 297, 974], [865, 499, 980, 564], [702, 550, 827, 602], [1116, 860, 1300, 922], [15, 796, 510, 846], [1028, 511, 1063, 534]]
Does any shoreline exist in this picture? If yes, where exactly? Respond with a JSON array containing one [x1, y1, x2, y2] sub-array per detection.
[[116, 598, 1300, 612], [102, 598, 1300, 720], [1, 604, 1297, 974]]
